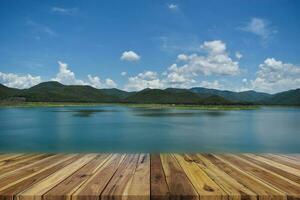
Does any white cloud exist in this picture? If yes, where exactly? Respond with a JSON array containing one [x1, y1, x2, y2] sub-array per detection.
[[121, 72, 127, 76], [177, 54, 189, 61], [167, 40, 240, 84], [199, 80, 223, 90], [52, 61, 86, 85], [124, 71, 164, 91], [123, 40, 240, 90], [87, 75, 101, 88], [168, 4, 178, 10], [51, 7, 78, 15], [0, 72, 41, 89], [105, 78, 117, 88], [201, 40, 226, 55], [52, 61, 117, 88], [250, 58, 300, 93], [241, 17, 276, 41], [235, 52, 243, 59], [120, 51, 140, 62]]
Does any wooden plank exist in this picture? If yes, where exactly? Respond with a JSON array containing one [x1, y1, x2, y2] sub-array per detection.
[[100, 154, 140, 200], [174, 154, 227, 200], [0, 154, 51, 176], [72, 154, 125, 200], [0, 155, 82, 200], [0, 154, 35, 169], [160, 154, 199, 200], [17, 154, 97, 200], [127, 154, 150, 200], [219, 154, 300, 199], [282, 154, 300, 162], [43, 154, 111, 200], [202, 154, 285, 200], [192, 154, 257, 200], [0, 154, 70, 190], [241, 154, 300, 184], [150, 154, 169, 200], [0, 154, 24, 163], [261, 154, 300, 170]]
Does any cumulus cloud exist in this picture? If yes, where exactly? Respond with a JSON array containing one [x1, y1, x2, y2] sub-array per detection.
[[241, 17, 276, 42], [123, 40, 240, 90], [51, 7, 78, 15], [124, 71, 164, 91], [177, 54, 189, 61], [199, 80, 223, 90], [105, 78, 117, 88], [168, 4, 178, 10], [0, 72, 41, 89], [235, 52, 243, 59], [52, 61, 86, 85], [165, 40, 240, 87], [52, 61, 117, 88], [121, 72, 127, 76], [250, 58, 300, 93], [120, 51, 140, 62]]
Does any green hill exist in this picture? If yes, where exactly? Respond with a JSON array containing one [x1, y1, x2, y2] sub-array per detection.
[[0, 84, 21, 99], [2, 81, 120, 103], [124, 88, 232, 104], [264, 89, 300, 105], [0, 82, 299, 105], [190, 87, 271, 103], [101, 88, 135, 99]]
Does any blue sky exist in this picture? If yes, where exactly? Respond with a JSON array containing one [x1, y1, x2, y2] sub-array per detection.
[[0, 0, 300, 93]]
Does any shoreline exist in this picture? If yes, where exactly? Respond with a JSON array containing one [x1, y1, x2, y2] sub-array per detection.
[[1, 102, 299, 110], [0, 101, 274, 110]]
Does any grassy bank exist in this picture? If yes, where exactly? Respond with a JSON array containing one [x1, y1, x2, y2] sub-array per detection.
[[0, 101, 260, 110]]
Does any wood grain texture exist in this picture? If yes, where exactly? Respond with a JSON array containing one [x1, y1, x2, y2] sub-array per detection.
[[0, 153, 299, 200], [192, 154, 257, 200], [72, 154, 125, 200], [174, 154, 226, 200], [0, 155, 81, 200], [150, 154, 169, 200], [43, 154, 111, 200], [18, 154, 97, 200], [101, 154, 140, 200], [0, 154, 51, 177], [241, 154, 300, 184], [127, 154, 150, 200], [261, 154, 300, 170], [0, 154, 24, 163], [219, 154, 300, 199], [203, 154, 286, 200], [160, 154, 199, 200]]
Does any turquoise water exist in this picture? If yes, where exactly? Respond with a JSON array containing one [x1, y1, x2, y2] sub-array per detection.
[[0, 106, 299, 153]]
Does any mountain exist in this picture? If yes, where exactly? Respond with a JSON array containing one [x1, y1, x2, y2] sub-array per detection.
[[0, 84, 21, 99], [124, 88, 201, 104], [0, 82, 299, 105], [190, 87, 271, 103], [4, 81, 120, 102], [101, 88, 135, 99], [124, 88, 232, 104], [264, 89, 300, 105]]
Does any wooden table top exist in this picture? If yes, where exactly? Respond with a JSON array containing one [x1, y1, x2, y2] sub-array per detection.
[[0, 153, 299, 200]]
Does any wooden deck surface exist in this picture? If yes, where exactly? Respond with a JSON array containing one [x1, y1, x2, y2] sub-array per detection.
[[0, 153, 300, 200]]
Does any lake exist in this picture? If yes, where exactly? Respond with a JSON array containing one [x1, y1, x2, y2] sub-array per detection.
[[0, 105, 299, 153]]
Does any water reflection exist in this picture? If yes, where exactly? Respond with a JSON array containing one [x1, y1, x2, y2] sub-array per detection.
[[135, 110, 226, 117], [1, 106, 300, 153], [52, 109, 118, 117]]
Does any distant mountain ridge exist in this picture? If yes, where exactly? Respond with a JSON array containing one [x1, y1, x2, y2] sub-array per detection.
[[0, 81, 299, 105]]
